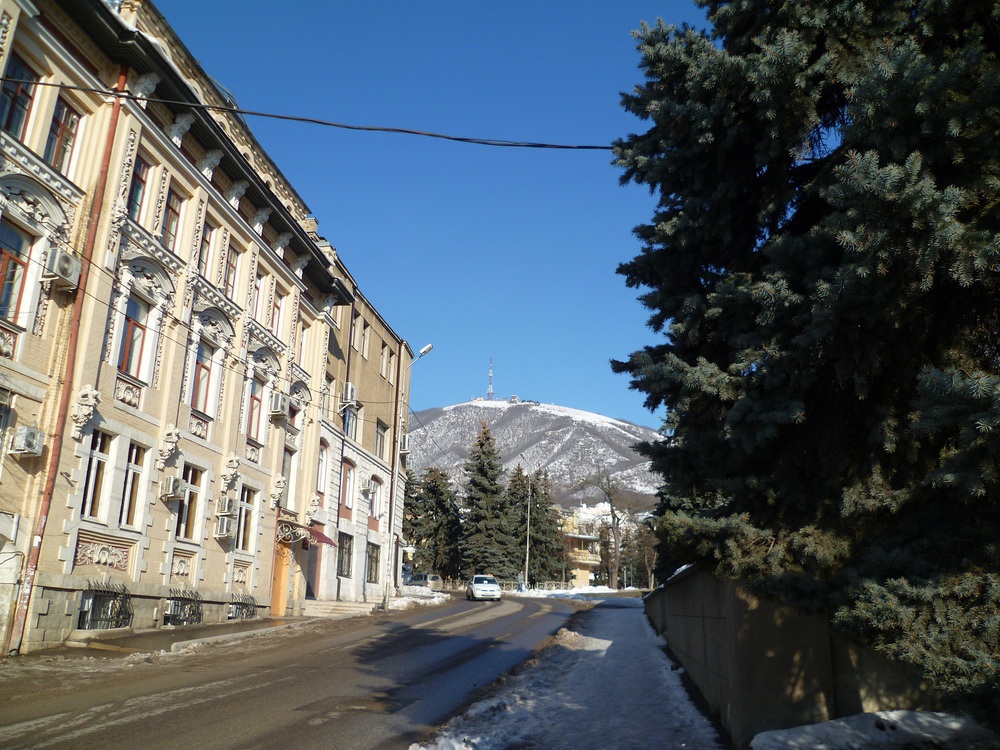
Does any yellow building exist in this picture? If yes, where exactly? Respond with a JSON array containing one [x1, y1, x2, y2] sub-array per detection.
[[562, 513, 601, 589], [0, 0, 413, 654]]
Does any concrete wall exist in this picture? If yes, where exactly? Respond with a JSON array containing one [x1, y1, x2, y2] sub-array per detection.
[[645, 568, 937, 748]]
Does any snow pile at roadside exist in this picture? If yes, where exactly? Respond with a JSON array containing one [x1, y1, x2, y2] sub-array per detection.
[[390, 592, 451, 610], [750, 710, 999, 750]]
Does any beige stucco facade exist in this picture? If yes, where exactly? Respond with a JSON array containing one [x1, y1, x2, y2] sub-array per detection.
[[0, 0, 413, 654]]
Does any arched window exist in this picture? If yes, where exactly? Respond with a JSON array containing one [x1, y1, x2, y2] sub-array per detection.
[[340, 460, 355, 509], [316, 442, 328, 495]]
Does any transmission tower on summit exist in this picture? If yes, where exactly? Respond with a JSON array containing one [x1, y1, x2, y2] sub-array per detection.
[[487, 357, 495, 400]]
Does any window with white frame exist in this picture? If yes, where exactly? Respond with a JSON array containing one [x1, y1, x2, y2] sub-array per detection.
[[361, 322, 371, 359], [316, 442, 328, 495], [160, 186, 182, 253], [117, 295, 151, 381], [44, 97, 80, 174], [281, 448, 296, 512], [118, 441, 146, 528], [0, 389, 11, 478], [236, 485, 256, 552], [247, 377, 265, 443], [81, 430, 112, 519], [271, 290, 286, 338], [340, 460, 355, 509], [370, 477, 382, 520], [126, 156, 150, 222], [252, 272, 267, 322], [191, 340, 215, 414], [175, 464, 202, 540], [223, 241, 240, 300], [379, 341, 389, 379], [375, 421, 388, 462], [0, 53, 38, 142], [0, 219, 31, 325], [197, 221, 214, 277]]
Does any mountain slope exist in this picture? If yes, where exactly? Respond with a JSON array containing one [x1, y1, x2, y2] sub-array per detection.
[[407, 400, 662, 507]]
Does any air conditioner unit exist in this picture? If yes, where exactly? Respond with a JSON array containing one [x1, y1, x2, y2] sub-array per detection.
[[9, 425, 44, 456], [269, 391, 290, 417], [214, 516, 235, 539], [43, 248, 82, 290], [399, 434, 410, 454], [360, 479, 375, 496], [217, 496, 235, 516], [160, 475, 184, 500], [342, 382, 358, 405]]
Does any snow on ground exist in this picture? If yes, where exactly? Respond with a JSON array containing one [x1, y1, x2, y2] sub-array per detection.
[[390, 591, 452, 610], [412, 590, 727, 750], [750, 710, 999, 749]]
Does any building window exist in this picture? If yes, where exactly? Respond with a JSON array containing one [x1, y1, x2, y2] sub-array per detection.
[[343, 405, 357, 440], [0, 54, 37, 141], [281, 448, 296, 512], [370, 478, 382, 520], [0, 389, 11, 479], [247, 378, 265, 442], [388, 351, 397, 385], [82, 430, 112, 519], [341, 460, 355, 509], [351, 313, 362, 351], [375, 422, 388, 462], [0, 219, 30, 324], [126, 157, 149, 222], [323, 376, 336, 420], [197, 222, 214, 277], [118, 296, 150, 380], [252, 273, 266, 321], [236, 485, 255, 552], [43, 97, 80, 174], [223, 242, 240, 299], [298, 323, 309, 365], [316, 442, 328, 495], [191, 341, 215, 414], [361, 322, 371, 359], [366, 542, 380, 584], [271, 291, 285, 337], [379, 342, 389, 379], [118, 442, 146, 527], [176, 464, 202, 539], [337, 532, 353, 578], [161, 188, 182, 252]]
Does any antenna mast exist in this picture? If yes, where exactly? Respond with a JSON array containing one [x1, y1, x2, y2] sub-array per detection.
[[487, 356, 495, 401]]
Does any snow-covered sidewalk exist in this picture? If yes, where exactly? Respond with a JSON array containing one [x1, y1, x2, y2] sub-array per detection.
[[412, 594, 728, 750]]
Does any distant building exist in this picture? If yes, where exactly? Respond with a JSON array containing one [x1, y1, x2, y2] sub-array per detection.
[[562, 513, 600, 588], [0, 0, 413, 654]]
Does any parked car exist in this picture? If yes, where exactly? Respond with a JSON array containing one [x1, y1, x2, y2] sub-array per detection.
[[466, 575, 502, 602], [408, 573, 443, 590]]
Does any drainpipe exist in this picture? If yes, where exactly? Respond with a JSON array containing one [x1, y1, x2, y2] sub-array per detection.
[[334, 288, 357, 602], [6, 65, 129, 655], [383, 339, 406, 608]]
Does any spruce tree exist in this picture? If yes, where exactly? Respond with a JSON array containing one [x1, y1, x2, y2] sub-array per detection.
[[404, 468, 463, 580], [613, 0, 1000, 711], [460, 422, 518, 580]]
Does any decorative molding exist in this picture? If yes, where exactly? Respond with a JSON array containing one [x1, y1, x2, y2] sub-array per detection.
[[197, 150, 222, 180], [0, 14, 12, 61], [171, 552, 193, 579], [114, 376, 141, 408], [70, 385, 101, 440], [167, 112, 195, 148], [189, 413, 208, 439], [156, 424, 182, 470], [226, 180, 248, 208], [132, 72, 160, 106], [221, 453, 241, 492], [75, 534, 131, 572], [252, 208, 270, 234], [0, 325, 16, 360], [269, 475, 286, 509]]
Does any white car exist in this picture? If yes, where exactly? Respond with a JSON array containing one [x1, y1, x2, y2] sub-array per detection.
[[466, 575, 502, 601]]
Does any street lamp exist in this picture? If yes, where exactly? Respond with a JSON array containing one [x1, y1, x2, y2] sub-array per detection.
[[520, 452, 532, 591], [383, 343, 433, 611]]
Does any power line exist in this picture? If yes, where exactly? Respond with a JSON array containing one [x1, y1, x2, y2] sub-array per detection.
[[4, 78, 615, 151]]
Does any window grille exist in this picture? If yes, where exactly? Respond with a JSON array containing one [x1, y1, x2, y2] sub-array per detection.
[[78, 581, 133, 630], [164, 588, 203, 626], [227, 593, 259, 621]]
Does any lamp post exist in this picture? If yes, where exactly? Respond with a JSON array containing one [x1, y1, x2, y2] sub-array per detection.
[[383, 343, 433, 611], [520, 453, 532, 590]]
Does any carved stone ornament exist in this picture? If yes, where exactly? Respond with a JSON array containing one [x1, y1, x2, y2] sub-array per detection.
[[168, 112, 196, 147], [252, 208, 271, 233], [226, 180, 249, 208], [71, 385, 101, 440], [221, 453, 241, 492], [156, 424, 182, 470], [132, 72, 160, 105], [75, 538, 130, 571], [198, 149, 223, 180], [274, 232, 292, 252], [269, 475, 287, 509]]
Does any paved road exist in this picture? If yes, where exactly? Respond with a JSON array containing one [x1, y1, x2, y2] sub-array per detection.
[[0, 596, 582, 750]]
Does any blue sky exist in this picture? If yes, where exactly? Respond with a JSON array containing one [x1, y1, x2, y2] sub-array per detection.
[[154, 1, 708, 429]]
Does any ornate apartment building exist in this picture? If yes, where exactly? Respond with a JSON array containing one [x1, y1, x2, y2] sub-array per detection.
[[0, 0, 415, 654]]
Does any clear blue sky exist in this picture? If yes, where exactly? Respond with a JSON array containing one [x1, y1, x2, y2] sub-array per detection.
[[154, 1, 708, 429]]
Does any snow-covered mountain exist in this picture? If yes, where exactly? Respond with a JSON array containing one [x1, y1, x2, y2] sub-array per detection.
[[406, 399, 663, 507]]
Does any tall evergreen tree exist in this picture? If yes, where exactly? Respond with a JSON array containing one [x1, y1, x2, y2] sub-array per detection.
[[404, 468, 463, 580], [460, 422, 518, 580], [613, 1, 1000, 710]]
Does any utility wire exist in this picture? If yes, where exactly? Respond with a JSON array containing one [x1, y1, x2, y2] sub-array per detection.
[[5, 79, 615, 151]]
